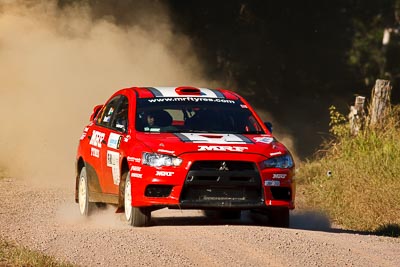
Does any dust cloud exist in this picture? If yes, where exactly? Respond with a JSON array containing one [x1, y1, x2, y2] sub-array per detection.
[[0, 0, 299, 191], [0, 0, 212, 187], [290, 210, 331, 231], [256, 109, 299, 164], [57, 202, 130, 229]]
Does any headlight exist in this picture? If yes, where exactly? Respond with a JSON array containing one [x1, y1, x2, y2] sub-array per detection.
[[142, 152, 183, 167], [260, 154, 294, 169]]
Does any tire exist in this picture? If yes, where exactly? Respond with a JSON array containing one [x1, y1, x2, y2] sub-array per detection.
[[78, 167, 94, 216], [124, 174, 150, 227], [268, 208, 290, 228]]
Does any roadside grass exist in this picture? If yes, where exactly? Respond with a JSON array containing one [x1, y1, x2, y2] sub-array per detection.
[[0, 238, 73, 267], [297, 106, 400, 234]]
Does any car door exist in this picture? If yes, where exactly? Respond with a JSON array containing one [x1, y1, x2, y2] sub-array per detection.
[[94, 95, 122, 194], [100, 96, 129, 194], [82, 121, 106, 194]]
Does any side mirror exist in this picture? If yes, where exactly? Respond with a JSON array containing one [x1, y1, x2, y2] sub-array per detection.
[[264, 122, 273, 133], [90, 104, 103, 121]]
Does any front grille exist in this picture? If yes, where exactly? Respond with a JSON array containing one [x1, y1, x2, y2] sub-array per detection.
[[190, 161, 256, 171], [180, 160, 263, 208]]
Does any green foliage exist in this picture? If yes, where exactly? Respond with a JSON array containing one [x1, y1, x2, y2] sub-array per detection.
[[0, 239, 73, 267], [328, 105, 348, 137], [348, 16, 386, 86], [298, 105, 400, 231]]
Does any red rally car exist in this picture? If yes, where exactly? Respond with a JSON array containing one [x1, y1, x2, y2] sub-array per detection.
[[75, 86, 295, 227]]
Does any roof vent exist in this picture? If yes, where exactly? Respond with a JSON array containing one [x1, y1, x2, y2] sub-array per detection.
[[175, 86, 201, 95]]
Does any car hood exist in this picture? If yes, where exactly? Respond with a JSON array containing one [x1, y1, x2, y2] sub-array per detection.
[[135, 132, 288, 159]]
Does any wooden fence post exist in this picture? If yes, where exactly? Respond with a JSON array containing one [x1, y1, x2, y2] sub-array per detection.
[[369, 79, 392, 128], [348, 96, 366, 135]]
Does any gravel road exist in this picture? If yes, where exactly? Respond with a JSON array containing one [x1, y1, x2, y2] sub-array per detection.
[[0, 178, 399, 267]]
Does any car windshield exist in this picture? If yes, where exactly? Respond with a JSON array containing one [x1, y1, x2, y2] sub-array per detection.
[[135, 97, 265, 134]]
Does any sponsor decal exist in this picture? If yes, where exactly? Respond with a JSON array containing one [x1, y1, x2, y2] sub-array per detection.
[[270, 151, 282, 156], [107, 133, 122, 149], [90, 147, 100, 158], [107, 150, 120, 185], [155, 171, 174, 177], [254, 137, 274, 144], [80, 132, 87, 140], [103, 115, 111, 123], [107, 151, 119, 166], [130, 165, 142, 179], [84, 127, 89, 132], [240, 104, 248, 108], [147, 97, 235, 104], [89, 130, 105, 148], [198, 145, 248, 152], [131, 172, 143, 178], [127, 156, 141, 163], [143, 127, 160, 132], [130, 166, 142, 172], [124, 135, 131, 142], [272, 173, 287, 179], [115, 123, 125, 130], [265, 180, 280, 187], [157, 149, 175, 154], [175, 133, 253, 144]]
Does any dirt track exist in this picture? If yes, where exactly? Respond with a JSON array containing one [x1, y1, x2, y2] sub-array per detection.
[[0, 178, 399, 267]]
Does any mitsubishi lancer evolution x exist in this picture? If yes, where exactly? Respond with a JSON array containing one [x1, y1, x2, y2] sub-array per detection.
[[75, 86, 295, 227]]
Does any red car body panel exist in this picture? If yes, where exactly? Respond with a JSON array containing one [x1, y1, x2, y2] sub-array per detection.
[[75, 87, 296, 212]]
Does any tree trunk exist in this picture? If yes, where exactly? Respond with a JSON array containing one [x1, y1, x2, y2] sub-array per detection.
[[348, 96, 366, 135], [369, 79, 392, 128]]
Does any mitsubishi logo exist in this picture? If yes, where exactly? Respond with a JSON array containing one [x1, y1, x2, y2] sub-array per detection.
[[219, 161, 229, 171]]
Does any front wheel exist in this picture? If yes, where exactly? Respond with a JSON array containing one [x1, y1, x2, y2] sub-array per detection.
[[124, 174, 150, 227], [78, 167, 94, 216]]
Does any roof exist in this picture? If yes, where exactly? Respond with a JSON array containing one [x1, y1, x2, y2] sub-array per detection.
[[132, 86, 239, 100]]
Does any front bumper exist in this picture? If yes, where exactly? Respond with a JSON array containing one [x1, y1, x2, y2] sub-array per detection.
[[130, 152, 295, 210]]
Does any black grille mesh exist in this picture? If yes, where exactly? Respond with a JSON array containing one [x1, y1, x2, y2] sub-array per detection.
[[190, 161, 256, 171], [180, 160, 263, 207]]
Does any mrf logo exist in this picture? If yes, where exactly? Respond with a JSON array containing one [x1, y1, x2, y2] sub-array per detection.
[[272, 173, 287, 179], [156, 171, 174, 177], [89, 130, 105, 148], [198, 146, 248, 152]]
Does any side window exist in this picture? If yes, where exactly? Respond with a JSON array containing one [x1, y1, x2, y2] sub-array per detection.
[[97, 96, 121, 128], [246, 115, 263, 132], [111, 96, 129, 133]]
